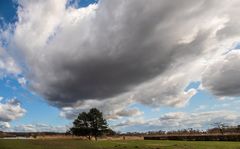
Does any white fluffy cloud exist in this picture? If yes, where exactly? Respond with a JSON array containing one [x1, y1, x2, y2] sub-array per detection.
[[17, 77, 27, 86], [0, 98, 26, 122], [113, 110, 240, 132], [0, 122, 11, 129], [60, 95, 137, 120], [9, 123, 68, 132]]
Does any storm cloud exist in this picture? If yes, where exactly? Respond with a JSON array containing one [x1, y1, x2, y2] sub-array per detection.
[[2, 0, 240, 112]]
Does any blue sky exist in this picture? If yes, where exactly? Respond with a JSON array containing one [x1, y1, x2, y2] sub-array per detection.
[[0, 0, 240, 132], [0, 0, 17, 26]]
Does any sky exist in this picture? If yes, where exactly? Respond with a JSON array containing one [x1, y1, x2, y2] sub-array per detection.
[[0, 0, 240, 133]]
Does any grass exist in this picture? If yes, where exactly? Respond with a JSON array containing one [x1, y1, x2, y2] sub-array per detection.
[[0, 139, 240, 149]]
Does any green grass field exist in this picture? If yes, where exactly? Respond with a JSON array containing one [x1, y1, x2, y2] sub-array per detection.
[[0, 139, 240, 149]]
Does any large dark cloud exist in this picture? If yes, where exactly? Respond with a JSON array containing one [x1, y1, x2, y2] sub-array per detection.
[[8, 0, 240, 108]]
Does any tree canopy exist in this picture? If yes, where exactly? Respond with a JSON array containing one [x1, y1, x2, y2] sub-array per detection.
[[70, 108, 110, 140]]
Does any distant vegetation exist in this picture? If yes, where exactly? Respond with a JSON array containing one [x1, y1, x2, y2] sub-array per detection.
[[1, 108, 240, 142], [144, 124, 240, 136]]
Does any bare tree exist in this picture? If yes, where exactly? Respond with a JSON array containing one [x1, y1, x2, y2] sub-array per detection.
[[211, 122, 227, 135]]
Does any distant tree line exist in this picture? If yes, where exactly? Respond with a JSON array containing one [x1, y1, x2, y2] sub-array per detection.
[[116, 125, 240, 136], [68, 108, 240, 141]]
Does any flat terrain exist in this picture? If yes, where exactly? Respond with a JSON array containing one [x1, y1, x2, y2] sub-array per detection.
[[0, 139, 240, 149]]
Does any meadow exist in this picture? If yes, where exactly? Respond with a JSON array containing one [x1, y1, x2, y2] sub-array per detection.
[[0, 139, 240, 149]]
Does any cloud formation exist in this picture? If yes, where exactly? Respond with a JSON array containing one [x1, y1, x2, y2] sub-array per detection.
[[9, 123, 68, 132], [202, 50, 240, 97], [60, 96, 137, 120], [0, 47, 21, 76], [1, 0, 240, 119], [113, 110, 240, 132], [0, 98, 26, 122], [0, 98, 26, 130], [0, 122, 10, 129]]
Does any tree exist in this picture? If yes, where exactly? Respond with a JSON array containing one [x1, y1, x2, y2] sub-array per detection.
[[70, 108, 109, 140], [211, 122, 227, 135], [88, 108, 108, 140], [70, 112, 92, 140]]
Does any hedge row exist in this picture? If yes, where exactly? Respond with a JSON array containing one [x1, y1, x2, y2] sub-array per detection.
[[144, 135, 240, 141]]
